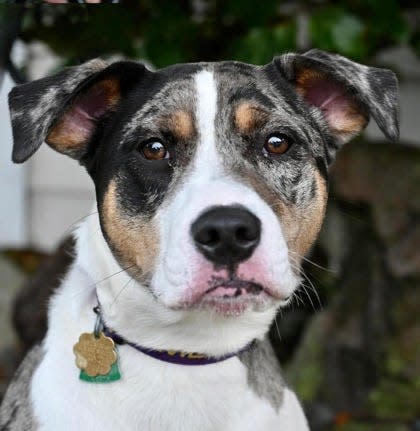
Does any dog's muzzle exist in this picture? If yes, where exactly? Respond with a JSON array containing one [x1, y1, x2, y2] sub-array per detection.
[[191, 205, 261, 266]]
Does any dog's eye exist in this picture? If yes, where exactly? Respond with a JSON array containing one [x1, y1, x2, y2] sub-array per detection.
[[263, 134, 293, 156], [140, 140, 169, 160]]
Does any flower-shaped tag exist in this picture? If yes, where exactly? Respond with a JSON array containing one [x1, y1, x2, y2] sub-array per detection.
[[73, 332, 117, 377]]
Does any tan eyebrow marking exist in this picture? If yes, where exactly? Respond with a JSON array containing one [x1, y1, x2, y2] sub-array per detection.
[[234, 102, 268, 134], [159, 110, 195, 141]]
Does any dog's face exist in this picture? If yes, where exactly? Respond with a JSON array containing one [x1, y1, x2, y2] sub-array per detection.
[[94, 64, 330, 316], [9, 51, 398, 324]]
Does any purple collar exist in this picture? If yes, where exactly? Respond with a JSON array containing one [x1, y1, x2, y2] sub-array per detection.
[[103, 326, 253, 366], [93, 304, 253, 366]]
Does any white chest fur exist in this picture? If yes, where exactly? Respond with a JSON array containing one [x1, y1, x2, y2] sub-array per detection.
[[30, 218, 308, 430], [30, 275, 307, 430], [32, 344, 283, 431]]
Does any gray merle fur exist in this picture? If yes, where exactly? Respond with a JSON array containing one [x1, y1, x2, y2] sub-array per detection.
[[0, 346, 43, 430]]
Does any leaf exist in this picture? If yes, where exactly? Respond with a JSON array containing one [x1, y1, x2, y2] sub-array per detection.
[[309, 8, 367, 60], [232, 21, 296, 65], [331, 14, 364, 55]]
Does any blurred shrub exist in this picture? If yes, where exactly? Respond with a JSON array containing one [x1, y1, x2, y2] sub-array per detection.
[[1, 0, 417, 68]]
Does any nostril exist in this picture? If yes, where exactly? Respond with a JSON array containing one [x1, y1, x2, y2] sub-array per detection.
[[235, 226, 254, 243], [198, 228, 220, 246]]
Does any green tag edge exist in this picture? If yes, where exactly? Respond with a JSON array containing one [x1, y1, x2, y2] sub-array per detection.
[[79, 360, 121, 383]]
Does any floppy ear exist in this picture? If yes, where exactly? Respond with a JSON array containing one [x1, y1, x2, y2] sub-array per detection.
[[9, 59, 147, 163], [273, 49, 399, 147]]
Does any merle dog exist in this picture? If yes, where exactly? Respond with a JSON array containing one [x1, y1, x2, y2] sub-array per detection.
[[0, 50, 398, 430]]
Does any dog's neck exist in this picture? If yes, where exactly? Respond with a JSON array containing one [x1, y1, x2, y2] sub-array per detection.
[[71, 209, 277, 358]]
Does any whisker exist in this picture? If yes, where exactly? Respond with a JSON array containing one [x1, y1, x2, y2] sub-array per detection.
[[63, 211, 99, 236], [90, 264, 136, 289], [299, 284, 316, 311], [69, 263, 136, 299], [299, 271, 323, 311], [292, 291, 304, 307], [111, 277, 135, 308], [274, 317, 282, 341], [289, 250, 336, 273], [289, 260, 322, 312]]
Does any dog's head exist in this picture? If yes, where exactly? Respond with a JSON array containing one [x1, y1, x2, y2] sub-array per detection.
[[9, 51, 398, 351]]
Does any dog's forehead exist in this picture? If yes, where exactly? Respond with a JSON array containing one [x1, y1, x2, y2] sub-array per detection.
[[122, 75, 196, 141], [121, 61, 305, 141]]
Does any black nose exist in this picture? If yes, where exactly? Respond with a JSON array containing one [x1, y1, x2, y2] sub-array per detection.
[[191, 206, 261, 265]]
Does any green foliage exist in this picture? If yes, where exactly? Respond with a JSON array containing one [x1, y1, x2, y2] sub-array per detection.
[[140, 2, 197, 66], [309, 8, 366, 59], [231, 22, 296, 65], [340, 423, 407, 431], [361, 0, 410, 48], [308, 0, 410, 60], [285, 312, 326, 401], [0, 0, 416, 69], [369, 377, 420, 418], [368, 286, 420, 419]]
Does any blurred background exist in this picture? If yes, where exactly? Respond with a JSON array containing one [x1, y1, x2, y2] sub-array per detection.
[[0, 2, 419, 430]]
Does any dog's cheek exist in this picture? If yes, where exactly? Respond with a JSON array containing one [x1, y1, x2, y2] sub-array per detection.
[[101, 179, 160, 279], [279, 170, 328, 258], [247, 168, 327, 259]]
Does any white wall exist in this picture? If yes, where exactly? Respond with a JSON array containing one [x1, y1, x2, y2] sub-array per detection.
[[0, 73, 27, 248], [28, 145, 94, 250]]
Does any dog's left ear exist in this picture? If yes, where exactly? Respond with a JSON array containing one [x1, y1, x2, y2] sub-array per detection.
[[272, 49, 399, 146], [9, 59, 147, 163]]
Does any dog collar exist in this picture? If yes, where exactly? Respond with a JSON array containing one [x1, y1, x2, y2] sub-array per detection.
[[102, 326, 253, 366], [73, 305, 253, 383]]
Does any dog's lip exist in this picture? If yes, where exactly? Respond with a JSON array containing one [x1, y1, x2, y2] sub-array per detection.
[[172, 276, 290, 310], [204, 279, 263, 296], [196, 278, 290, 303]]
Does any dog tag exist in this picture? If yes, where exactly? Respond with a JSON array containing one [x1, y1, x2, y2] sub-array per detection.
[[79, 360, 121, 383], [73, 332, 121, 383]]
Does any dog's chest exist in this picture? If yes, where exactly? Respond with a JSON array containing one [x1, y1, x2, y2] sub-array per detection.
[[28, 230, 286, 430], [31, 344, 280, 431]]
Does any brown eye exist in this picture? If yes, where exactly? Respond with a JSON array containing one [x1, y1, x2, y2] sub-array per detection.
[[263, 134, 293, 156], [141, 140, 169, 160]]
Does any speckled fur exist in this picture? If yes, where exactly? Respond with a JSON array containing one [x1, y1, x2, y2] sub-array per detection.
[[0, 346, 43, 430], [277, 50, 399, 162], [238, 338, 285, 409], [9, 59, 107, 163], [2, 50, 399, 431]]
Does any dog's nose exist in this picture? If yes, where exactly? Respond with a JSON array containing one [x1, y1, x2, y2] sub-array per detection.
[[191, 206, 261, 265]]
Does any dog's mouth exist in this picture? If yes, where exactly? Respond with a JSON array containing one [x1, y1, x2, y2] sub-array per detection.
[[193, 277, 275, 315], [204, 279, 263, 298]]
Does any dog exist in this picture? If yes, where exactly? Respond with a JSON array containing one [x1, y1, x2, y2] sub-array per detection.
[[0, 49, 398, 430]]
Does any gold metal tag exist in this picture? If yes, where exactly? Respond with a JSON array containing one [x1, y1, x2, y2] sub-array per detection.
[[73, 332, 117, 377]]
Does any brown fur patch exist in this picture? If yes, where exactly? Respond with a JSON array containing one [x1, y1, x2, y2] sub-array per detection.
[[295, 69, 368, 139], [102, 179, 160, 280], [46, 78, 121, 157], [284, 170, 328, 258], [244, 167, 327, 261], [234, 102, 268, 134], [159, 110, 195, 141]]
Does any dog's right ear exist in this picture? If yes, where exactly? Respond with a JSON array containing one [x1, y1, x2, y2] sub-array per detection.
[[9, 59, 147, 163]]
